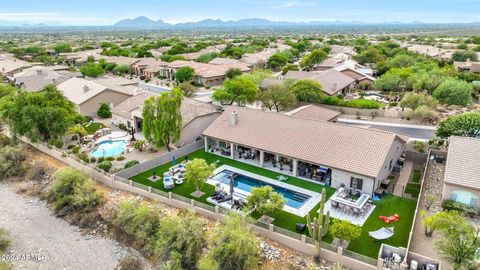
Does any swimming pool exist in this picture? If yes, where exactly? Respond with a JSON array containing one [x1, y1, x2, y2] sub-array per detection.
[[90, 140, 127, 158], [211, 169, 311, 209]]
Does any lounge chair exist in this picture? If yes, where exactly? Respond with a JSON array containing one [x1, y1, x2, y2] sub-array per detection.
[[217, 195, 232, 203], [369, 227, 394, 240], [163, 177, 175, 190]]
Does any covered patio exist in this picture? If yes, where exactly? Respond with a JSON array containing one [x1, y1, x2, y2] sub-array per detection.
[[322, 187, 376, 226]]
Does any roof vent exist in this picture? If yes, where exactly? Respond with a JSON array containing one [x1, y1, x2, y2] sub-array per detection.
[[83, 85, 90, 92], [231, 111, 238, 127]]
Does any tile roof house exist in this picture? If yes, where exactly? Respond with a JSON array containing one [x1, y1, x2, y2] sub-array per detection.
[[284, 69, 356, 96], [112, 92, 221, 145], [12, 66, 80, 92], [203, 106, 407, 195], [57, 76, 138, 116], [0, 59, 35, 77], [442, 136, 480, 211], [285, 104, 341, 122], [454, 59, 480, 73], [131, 58, 168, 77]]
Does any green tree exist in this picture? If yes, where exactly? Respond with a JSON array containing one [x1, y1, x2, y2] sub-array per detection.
[[196, 52, 218, 63], [0, 85, 79, 141], [267, 52, 290, 69], [407, 105, 439, 124], [432, 78, 473, 106], [452, 50, 479, 62], [329, 219, 362, 247], [424, 211, 480, 270], [386, 54, 417, 68], [212, 76, 258, 106], [225, 68, 243, 79], [112, 65, 130, 74], [290, 79, 324, 103], [300, 49, 328, 70], [97, 103, 112, 118], [400, 92, 438, 110], [199, 214, 259, 270], [53, 43, 73, 53], [257, 82, 296, 112], [436, 112, 480, 138], [142, 88, 183, 151], [175, 67, 195, 82], [134, 140, 146, 151], [282, 64, 299, 75], [98, 160, 112, 172], [184, 158, 216, 194], [306, 188, 330, 262], [246, 186, 285, 217], [353, 47, 385, 64], [0, 84, 17, 99], [79, 62, 105, 78], [178, 82, 197, 97]]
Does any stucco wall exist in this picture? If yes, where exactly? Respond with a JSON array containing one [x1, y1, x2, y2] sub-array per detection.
[[377, 139, 406, 184], [178, 113, 220, 145], [331, 168, 376, 195], [442, 183, 480, 209], [79, 90, 131, 116]]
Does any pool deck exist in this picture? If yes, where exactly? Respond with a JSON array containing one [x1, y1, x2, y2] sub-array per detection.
[[207, 165, 322, 217]]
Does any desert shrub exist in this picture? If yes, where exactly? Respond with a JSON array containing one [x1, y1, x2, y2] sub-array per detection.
[[67, 144, 76, 150], [25, 160, 48, 181], [415, 141, 426, 153], [98, 161, 112, 172], [72, 146, 80, 154], [118, 123, 127, 131], [442, 199, 477, 216], [97, 157, 105, 163], [76, 152, 90, 163], [124, 160, 140, 169], [0, 145, 25, 181], [90, 157, 97, 163], [106, 156, 115, 162], [47, 168, 104, 213], [0, 228, 10, 253], [116, 256, 144, 270], [0, 134, 11, 147], [48, 139, 64, 149], [116, 156, 125, 161]]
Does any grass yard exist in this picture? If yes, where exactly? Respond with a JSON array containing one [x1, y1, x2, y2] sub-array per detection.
[[405, 183, 421, 198], [83, 122, 106, 135], [129, 149, 417, 258], [411, 170, 422, 183]]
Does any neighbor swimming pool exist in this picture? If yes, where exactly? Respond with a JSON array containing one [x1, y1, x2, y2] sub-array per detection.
[[211, 169, 311, 209], [90, 140, 127, 158]]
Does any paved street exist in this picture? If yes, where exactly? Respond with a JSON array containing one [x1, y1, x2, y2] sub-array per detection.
[[337, 118, 437, 140]]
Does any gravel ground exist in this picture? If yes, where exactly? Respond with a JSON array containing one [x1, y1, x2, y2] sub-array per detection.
[[0, 183, 129, 270]]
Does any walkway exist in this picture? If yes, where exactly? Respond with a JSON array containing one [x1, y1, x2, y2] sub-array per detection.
[[393, 160, 413, 197]]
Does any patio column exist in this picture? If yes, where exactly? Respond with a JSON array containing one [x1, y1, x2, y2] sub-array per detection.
[[230, 143, 235, 159], [259, 151, 264, 167], [204, 137, 208, 152], [292, 159, 298, 177]]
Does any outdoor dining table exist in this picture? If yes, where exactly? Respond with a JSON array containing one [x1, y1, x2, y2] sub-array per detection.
[[331, 187, 370, 209]]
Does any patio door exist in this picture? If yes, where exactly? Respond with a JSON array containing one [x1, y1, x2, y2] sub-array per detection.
[[350, 177, 363, 192]]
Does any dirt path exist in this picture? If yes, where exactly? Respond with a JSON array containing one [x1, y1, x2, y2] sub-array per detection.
[[0, 183, 129, 270]]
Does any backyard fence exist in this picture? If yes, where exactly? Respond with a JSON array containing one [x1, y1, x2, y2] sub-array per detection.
[[115, 139, 205, 179], [21, 136, 383, 270]]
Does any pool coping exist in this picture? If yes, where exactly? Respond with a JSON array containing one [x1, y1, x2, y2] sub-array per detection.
[[207, 165, 322, 217]]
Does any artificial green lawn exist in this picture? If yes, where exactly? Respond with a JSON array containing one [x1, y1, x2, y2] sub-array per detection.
[[411, 170, 422, 183], [129, 149, 417, 258], [405, 183, 421, 198]]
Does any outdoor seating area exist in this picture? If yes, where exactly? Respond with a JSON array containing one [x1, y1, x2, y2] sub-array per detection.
[[323, 187, 375, 225], [207, 182, 246, 211], [161, 162, 186, 189]]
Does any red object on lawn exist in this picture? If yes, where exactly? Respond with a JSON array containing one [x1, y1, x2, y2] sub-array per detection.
[[378, 214, 400, 224]]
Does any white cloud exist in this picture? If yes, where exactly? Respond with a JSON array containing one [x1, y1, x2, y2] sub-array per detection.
[[271, 1, 303, 9]]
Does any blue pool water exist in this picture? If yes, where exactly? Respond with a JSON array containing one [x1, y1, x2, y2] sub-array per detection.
[[212, 169, 311, 209], [90, 140, 127, 158]]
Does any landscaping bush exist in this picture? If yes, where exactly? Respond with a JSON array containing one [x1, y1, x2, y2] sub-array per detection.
[[72, 146, 80, 154], [47, 168, 105, 213], [116, 156, 125, 161], [90, 157, 96, 163], [25, 160, 48, 182], [442, 199, 477, 215], [0, 145, 25, 181], [67, 144, 76, 150], [341, 99, 383, 109], [0, 228, 10, 253], [76, 152, 90, 163], [98, 161, 112, 172], [97, 103, 112, 118], [106, 157, 115, 162], [118, 123, 127, 131], [124, 160, 140, 169], [48, 139, 64, 149], [97, 157, 105, 163], [116, 256, 144, 270], [415, 141, 425, 153], [0, 134, 10, 147]]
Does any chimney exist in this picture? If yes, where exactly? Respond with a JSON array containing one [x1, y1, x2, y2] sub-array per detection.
[[231, 111, 238, 127], [83, 85, 90, 92]]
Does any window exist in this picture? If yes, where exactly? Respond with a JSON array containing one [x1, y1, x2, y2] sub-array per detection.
[[451, 193, 457, 201], [350, 177, 363, 191], [470, 198, 478, 207], [219, 141, 227, 148]]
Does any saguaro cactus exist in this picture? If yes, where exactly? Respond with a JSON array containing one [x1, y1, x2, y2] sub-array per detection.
[[306, 188, 330, 261]]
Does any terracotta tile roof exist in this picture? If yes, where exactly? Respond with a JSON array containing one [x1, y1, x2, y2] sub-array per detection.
[[111, 91, 157, 119], [285, 105, 340, 122], [444, 136, 480, 190], [203, 106, 406, 179], [285, 70, 355, 95], [167, 60, 250, 79]]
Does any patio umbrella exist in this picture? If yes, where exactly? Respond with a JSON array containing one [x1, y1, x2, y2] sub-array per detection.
[[172, 156, 176, 165], [229, 174, 234, 204]]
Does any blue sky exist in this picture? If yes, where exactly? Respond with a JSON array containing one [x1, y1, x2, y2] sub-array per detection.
[[1, 0, 479, 25]]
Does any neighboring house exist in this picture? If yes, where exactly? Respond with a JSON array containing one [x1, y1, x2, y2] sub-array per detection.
[[131, 58, 168, 77], [329, 45, 356, 58], [284, 69, 356, 96], [339, 67, 376, 86], [159, 60, 251, 87], [12, 66, 80, 92], [60, 50, 102, 65], [57, 76, 138, 116], [112, 92, 221, 145], [0, 59, 35, 77], [285, 104, 341, 122], [240, 48, 278, 69], [406, 44, 454, 60], [442, 136, 480, 211], [454, 59, 480, 73], [203, 106, 407, 195], [208, 57, 242, 65]]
